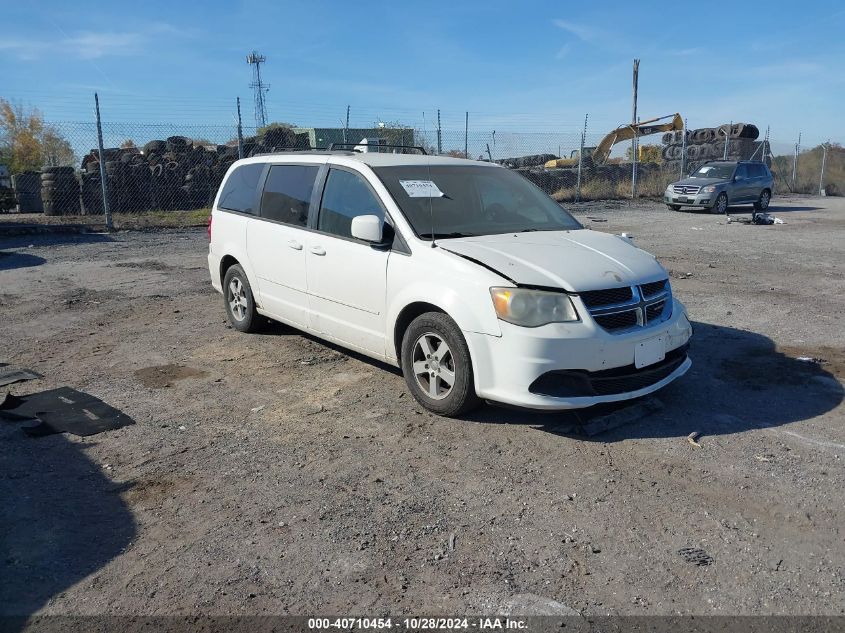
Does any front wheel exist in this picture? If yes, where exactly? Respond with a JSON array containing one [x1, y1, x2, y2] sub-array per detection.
[[754, 189, 771, 211], [711, 192, 728, 214], [401, 312, 480, 417], [667, 204, 682, 211]]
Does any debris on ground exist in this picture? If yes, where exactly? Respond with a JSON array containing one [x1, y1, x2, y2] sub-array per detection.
[[0, 387, 135, 437], [575, 397, 664, 436], [687, 431, 702, 448], [678, 547, 714, 566], [0, 365, 42, 388]]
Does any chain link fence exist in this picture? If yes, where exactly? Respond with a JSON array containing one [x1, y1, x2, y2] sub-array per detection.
[[2, 107, 843, 229]]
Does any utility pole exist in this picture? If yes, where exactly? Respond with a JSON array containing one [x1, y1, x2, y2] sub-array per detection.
[[631, 59, 640, 199], [723, 121, 732, 160], [819, 142, 828, 196], [792, 132, 801, 191], [246, 51, 269, 129], [680, 117, 688, 178], [94, 92, 112, 230]]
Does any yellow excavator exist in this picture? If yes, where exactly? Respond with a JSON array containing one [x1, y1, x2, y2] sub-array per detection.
[[544, 113, 683, 168]]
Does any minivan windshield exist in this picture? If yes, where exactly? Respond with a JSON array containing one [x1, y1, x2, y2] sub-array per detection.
[[690, 164, 735, 179], [373, 165, 582, 238]]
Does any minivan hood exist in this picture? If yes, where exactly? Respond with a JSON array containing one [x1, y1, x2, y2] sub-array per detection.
[[438, 229, 667, 292]]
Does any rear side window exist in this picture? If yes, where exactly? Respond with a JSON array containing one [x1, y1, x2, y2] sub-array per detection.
[[217, 163, 264, 214], [318, 169, 384, 239], [260, 164, 319, 226]]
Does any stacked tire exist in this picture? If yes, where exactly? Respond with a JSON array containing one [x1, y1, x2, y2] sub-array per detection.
[[662, 122, 765, 175], [12, 171, 43, 213], [41, 166, 80, 216]]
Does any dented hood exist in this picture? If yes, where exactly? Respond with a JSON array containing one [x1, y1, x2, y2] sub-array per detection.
[[439, 229, 667, 291]]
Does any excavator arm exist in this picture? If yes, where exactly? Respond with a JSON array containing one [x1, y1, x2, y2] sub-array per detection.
[[545, 113, 683, 168]]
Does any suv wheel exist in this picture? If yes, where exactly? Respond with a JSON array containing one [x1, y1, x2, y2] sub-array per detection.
[[401, 312, 480, 417], [711, 192, 728, 214], [667, 204, 682, 211], [754, 189, 771, 211], [223, 264, 260, 333]]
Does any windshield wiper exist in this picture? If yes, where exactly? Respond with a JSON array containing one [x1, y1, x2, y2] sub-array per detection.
[[418, 231, 475, 239]]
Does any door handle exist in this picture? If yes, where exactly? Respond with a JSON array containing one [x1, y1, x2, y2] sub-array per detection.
[[287, 240, 303, 250], [310, 246, 326, 256]]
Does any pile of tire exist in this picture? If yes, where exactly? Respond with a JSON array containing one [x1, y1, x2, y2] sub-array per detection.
[[661, 122, 766, 175], [496, 154, 558, 169], [76, 131, 312, 215], [12, 171, 42, 213], [41, 166, 81, 216]]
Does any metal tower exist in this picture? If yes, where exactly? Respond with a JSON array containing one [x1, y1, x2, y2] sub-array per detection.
[[246, 51, 269, 129]]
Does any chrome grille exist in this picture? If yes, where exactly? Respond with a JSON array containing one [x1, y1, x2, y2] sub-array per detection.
[[579, 279, 672, 333], [673, 185, 700, 195]]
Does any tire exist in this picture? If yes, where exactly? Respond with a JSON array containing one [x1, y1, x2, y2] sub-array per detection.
[[668, 204, 682, 211], [222, 264, 260, 333], [754, 189, 771, 211], [400, 311, 480, 417], [712, 192, 728, 214]]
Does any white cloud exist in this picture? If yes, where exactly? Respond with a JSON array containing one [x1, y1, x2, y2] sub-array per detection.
[[0, 23, 192, 61], [552, 19, 607, 43]]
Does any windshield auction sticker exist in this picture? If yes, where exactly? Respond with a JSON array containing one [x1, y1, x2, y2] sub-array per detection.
[[399, 180, 445, 198]]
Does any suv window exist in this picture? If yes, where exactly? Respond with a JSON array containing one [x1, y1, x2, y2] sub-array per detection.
[[260, 164, 319, 226], [318, 169, 384, 239], [735, 164, 748, 179], [749, 163, 766, 178], [218, 163, 264, 214]]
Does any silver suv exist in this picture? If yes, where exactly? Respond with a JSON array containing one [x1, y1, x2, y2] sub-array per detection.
[[664, 160, 773, 214]]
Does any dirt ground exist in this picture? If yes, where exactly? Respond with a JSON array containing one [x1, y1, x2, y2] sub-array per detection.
[[1, 195, 843, 617]]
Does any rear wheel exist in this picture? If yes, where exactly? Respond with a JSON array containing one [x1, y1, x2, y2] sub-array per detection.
[[711, 192, 728, 214], [401, 312, 480, 417], [223, 264, 260, 333], [754, 189, 771, 211]]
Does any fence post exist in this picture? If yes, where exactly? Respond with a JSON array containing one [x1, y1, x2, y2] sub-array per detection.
[[576, 113, 587, 202], [436, 109, 442, 155], [94, 93, 112, 230], [236, 97, 244, 160], [680, 118, 687, 178], [630, 59, 639, 199], [464, 111, 468, 158], [792, 132, 801, 191], [723, 120, 731, 160], [344, 105, 350, 144], [819, 142, 828, 196]]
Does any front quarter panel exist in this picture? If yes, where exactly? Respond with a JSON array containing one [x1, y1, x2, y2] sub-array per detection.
[[385, 247, 506, 362]]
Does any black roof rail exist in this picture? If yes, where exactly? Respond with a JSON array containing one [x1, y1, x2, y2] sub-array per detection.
[[327, 143, 428, 155]]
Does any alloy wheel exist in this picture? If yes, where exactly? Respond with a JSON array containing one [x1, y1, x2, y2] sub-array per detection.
[[412, 332, 456, 400], [227, 277, 247, 321]]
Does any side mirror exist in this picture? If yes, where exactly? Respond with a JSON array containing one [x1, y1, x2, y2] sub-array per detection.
[[351, 214, 383, 242]]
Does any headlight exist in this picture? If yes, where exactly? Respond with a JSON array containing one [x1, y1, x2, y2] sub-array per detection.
[[701, 185, 717, 193], [490, 287, 579, 327]]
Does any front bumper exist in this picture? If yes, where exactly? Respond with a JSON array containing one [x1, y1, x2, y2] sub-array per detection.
[[464, 298, 693, 410], [665, 193, 713, 208]]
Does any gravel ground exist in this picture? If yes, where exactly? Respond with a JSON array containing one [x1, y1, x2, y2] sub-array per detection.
[[1, 196, 843, 617]]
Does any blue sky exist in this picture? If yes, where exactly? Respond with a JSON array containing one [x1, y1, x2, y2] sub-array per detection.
[[2, 0, 844, 149]]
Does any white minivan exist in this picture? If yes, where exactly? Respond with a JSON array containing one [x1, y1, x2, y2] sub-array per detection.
[[208, 149, 692, 416]]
